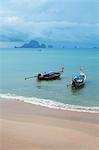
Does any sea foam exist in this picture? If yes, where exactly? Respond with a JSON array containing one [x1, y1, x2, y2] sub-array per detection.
[[0, 93, 99, 113]]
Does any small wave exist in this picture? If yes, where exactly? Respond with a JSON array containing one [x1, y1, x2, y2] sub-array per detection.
[[0, 93, 99, 113]]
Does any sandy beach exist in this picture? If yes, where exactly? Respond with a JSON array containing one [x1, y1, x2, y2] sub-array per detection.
[[0, 99, 99, 150]]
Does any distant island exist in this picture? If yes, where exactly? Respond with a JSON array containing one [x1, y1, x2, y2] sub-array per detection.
[[14, 39, 99, 49], [15, 40, 53, 48]]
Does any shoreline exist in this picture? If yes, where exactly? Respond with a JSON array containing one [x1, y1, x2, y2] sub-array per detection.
[[0, 98, 99, 150], [0, 93, 99, 114], [0, 98, 99, 124]]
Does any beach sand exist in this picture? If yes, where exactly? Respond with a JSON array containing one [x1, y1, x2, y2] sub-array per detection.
[[0, 99, 99, 150]]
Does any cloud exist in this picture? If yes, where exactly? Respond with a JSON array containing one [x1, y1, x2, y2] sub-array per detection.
[[0, 0, 99, 45]]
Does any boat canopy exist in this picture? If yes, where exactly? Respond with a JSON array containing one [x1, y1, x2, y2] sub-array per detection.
[[73, 74, 83, 80], [47, 71, 55, 76]]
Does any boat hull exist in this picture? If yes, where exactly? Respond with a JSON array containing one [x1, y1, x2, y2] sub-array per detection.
[[37, 73, 61, 81], [72, 80, 85, 88]]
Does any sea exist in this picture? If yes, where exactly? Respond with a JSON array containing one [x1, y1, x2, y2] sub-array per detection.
[[0, 48, 99, 113]]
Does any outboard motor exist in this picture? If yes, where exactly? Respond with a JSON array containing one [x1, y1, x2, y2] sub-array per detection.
[[72, 79, 76, 87], [37, 73, 42, 80]]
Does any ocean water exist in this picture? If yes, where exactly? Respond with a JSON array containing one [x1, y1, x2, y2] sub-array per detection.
[[0, 48, 99, 113]]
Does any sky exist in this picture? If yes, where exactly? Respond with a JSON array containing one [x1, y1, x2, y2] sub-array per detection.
[[0, 0, 99, 47]]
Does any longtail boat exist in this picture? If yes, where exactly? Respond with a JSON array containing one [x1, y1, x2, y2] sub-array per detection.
[[71, 67, 86, 88], [37, 67, 64, 81]]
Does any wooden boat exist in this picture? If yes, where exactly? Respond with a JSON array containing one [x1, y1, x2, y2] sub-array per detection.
[[71, 68, 86, 88], [37, 67, 64, 81]]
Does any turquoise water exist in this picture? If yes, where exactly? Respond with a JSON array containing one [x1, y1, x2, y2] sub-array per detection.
[[0, 48, 99, 112]]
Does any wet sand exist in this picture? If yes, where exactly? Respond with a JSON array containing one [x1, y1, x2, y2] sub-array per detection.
[[0, 99, 99, 150]]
